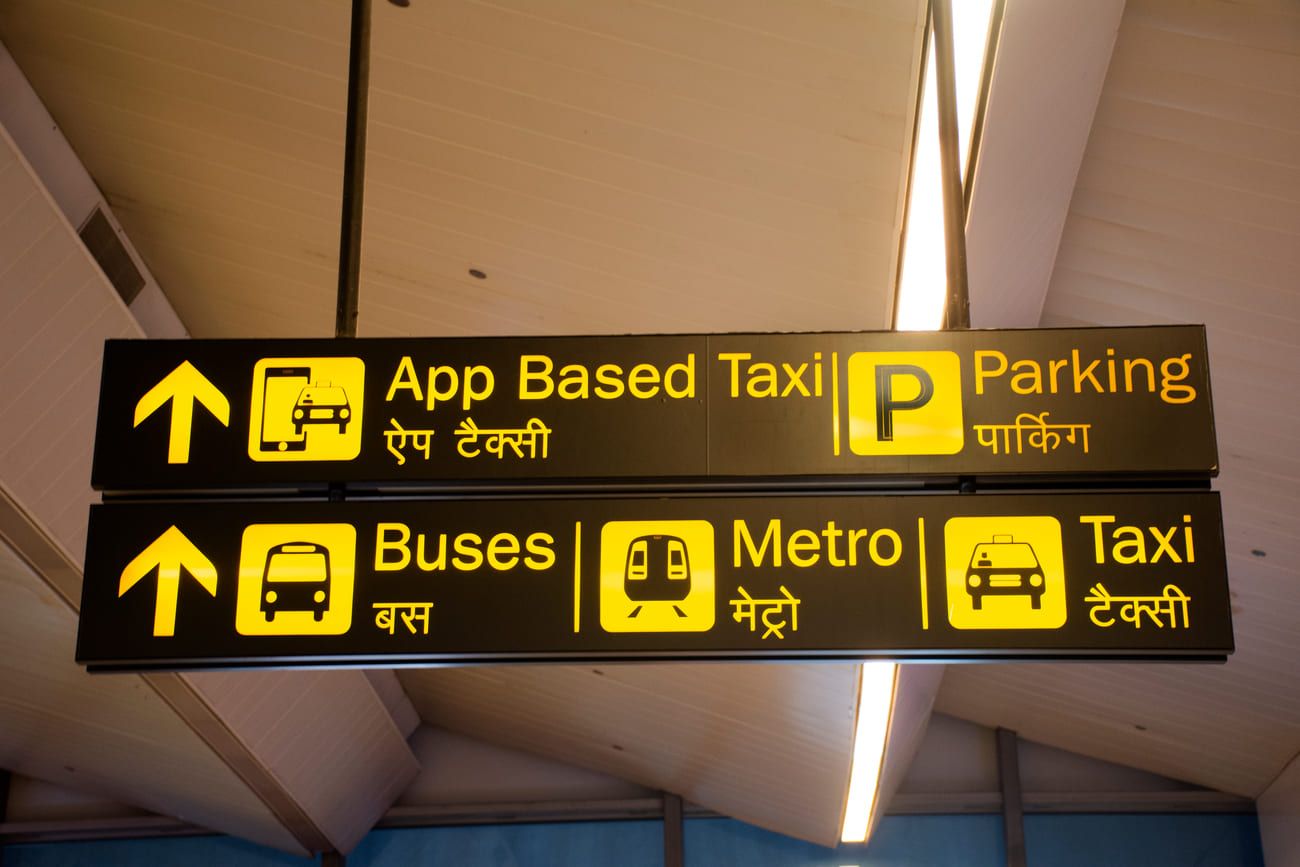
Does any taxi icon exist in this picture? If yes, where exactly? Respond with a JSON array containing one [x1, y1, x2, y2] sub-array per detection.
[[260, 541, 332, 622], [966, 534, 1045, 610], [292, 383, 351, 435]]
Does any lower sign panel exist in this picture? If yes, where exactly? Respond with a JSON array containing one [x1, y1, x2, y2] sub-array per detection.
[[77, 492, 1233, 670]]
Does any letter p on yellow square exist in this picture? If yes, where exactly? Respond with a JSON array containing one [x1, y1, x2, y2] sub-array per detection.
[[847, 351, 963, 455]]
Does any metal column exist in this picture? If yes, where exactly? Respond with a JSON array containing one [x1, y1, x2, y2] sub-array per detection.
[[663, 792, 683, 867], [996, 727, 1027, 867], [930, 0, 971, 330]]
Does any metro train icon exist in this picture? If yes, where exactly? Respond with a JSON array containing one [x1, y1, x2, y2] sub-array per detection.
[[623, 534, 692, 619], [599, 520, 715, 634]]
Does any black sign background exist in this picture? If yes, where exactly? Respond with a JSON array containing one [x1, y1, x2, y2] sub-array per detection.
[[91, 327, 1218, 492], [77, 492, 1232, 671]]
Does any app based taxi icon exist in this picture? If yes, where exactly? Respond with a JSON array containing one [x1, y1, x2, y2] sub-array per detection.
[[599, 521, 715, 633], [944, 516, 1066, 630], [847, 351, 963, 455], [236, 524, 355, 636], [249, 357, 364, 461]]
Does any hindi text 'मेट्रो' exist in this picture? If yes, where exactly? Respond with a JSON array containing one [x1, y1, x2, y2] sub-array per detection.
[[731, 585, 801, 640]]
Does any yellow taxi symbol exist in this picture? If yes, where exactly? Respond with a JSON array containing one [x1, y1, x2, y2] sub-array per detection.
[[248, 357, 365, 461], [236, 524, 355, 636], [944, 516, 1066, 630], [599, 521, 714, 633], [847, 351, 963, 455]]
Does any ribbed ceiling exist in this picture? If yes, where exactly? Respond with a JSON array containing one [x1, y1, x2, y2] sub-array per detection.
[[938, 0, 1300, 799]]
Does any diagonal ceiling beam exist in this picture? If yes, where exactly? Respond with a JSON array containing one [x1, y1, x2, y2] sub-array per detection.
[[964, 0, 1126, 328], [0, 120, 417, 855]]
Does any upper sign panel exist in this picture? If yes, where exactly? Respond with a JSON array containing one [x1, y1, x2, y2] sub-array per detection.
[[91, 327, 1218, 491]]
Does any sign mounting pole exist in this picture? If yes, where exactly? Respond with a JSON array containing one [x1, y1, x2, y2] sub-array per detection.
[[931, 0, 971, 330], [336, 0, 371, 339]]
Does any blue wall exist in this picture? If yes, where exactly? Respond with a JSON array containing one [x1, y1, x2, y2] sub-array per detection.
[[1023, 814, 1265, 867], [3, 813, 1264, 866]]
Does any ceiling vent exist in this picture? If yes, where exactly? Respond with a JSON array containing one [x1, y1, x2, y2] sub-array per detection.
[[78, 206, 145, 305]]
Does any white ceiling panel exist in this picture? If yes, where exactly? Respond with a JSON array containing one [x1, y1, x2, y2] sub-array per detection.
[[0, 0, 926, 338], [939, 0, 1300, 799], [400, 663, 860, 846], [0, 540, 303, 852], [0, 0, 929, 848]]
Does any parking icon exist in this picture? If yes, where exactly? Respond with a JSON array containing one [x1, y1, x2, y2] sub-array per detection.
[[846, 351, 964, 455]]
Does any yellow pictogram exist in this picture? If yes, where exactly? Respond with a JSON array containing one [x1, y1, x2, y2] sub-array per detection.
[[235, 524, 356, 636], [944, 516, 1067, 629], [248, 358, 365, 462], [134, 361, 230, 464], [847, 351, 963, 455], [599, 520, 715, 633], [118, 525, 218, 637]]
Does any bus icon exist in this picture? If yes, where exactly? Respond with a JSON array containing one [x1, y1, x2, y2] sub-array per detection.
[[236, 523, 356, 636], [261, 542, 333, 622], [599, 520, 714, 633]]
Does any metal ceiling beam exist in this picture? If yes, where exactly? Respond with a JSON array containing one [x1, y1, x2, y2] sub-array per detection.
[[930, 0, 970, 330]]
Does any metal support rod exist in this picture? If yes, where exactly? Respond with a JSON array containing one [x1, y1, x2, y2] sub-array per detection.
[[321, 851, 346, 867], [662, 792, 683, 867], [931, 0, 971, 330], [335, 0, 372, 339], [995, 727, 1027, 867]]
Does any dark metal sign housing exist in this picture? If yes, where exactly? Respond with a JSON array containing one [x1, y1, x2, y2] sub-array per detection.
[[76, 491, 1232, 671], [91, 326, 1218, 492]]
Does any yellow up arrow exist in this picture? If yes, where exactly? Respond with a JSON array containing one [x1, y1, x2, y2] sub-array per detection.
[[133, 361, 230, 464], [119, 526, 219, 637]]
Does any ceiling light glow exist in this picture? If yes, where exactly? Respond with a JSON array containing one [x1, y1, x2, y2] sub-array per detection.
[[894, 0, 997, 332], [839, 662, 898, 843]]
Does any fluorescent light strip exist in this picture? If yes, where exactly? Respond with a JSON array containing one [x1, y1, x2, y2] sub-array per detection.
[[839, 662, 898, 843], [894, 0, 997, 332], [841, 2, 999, 845]]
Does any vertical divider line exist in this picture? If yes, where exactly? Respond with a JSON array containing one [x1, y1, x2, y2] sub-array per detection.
[[832, 351, 841, 456], [918, 517, 929, 629], [573, 521, 582, 633]]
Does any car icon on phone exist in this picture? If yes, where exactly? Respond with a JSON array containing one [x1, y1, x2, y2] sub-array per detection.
[[292, 384, 351, 435]]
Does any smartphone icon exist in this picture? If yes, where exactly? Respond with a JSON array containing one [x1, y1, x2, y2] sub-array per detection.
[[248, 357, 366, 463], [260, 366, 311, 453]]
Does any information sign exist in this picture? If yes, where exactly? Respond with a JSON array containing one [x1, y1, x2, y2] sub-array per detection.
[[90, 327, 1218, 491], [76, 491, 1232, 670]]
